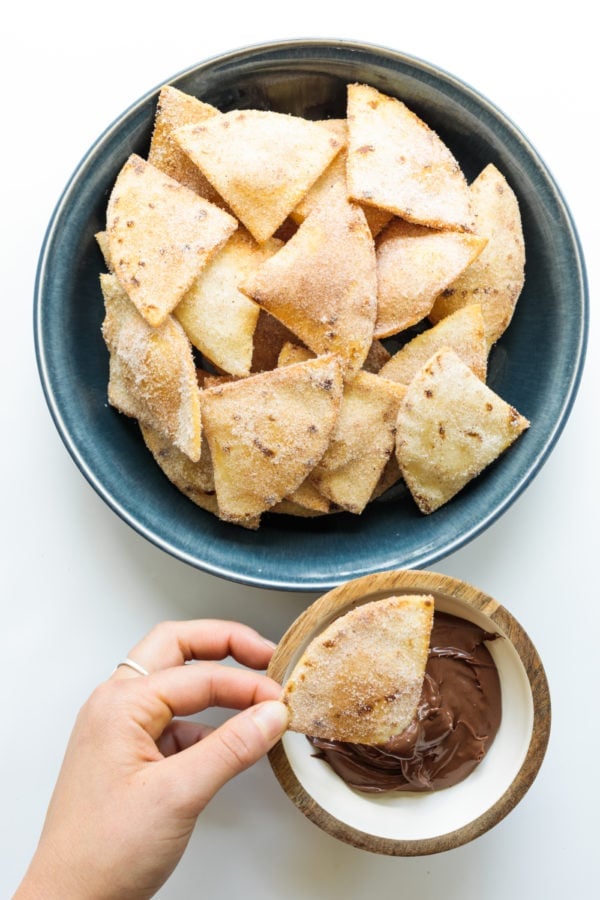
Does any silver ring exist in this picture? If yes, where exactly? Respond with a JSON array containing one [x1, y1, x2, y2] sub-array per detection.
[[117, 657, 150, 677]]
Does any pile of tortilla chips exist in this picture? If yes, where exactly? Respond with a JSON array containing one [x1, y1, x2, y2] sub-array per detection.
[[97, 82, 529, 529]]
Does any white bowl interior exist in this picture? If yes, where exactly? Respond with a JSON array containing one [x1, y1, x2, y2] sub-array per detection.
[[280, 590, 534, 842]]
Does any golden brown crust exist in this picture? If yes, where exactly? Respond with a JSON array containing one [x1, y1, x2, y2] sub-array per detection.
[[428, 164, 525, 346], [309, 371, 406, 514], [139, 422, 220, 516], [174, 110, 344, 243], [374, 219, 487, 337], [241, 184, 377, 379], [106, 154, 237, 327], [395, 348, 529, 513], [200, 354, 344, 523], [148, 85, 228, 207], [101, 274, 202, 462], [346, 83, 474, 231], [174, 229, 280, 377], [379, 304, 488, 385]]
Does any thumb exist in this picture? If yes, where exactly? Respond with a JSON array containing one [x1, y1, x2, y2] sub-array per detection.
[[165, 700, 289, 814]]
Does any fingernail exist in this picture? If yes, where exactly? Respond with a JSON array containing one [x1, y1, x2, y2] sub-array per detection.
[[252, 700, 289, 742]]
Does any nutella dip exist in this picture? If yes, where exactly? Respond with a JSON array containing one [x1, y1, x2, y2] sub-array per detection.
[[308, 612, 501, 792]]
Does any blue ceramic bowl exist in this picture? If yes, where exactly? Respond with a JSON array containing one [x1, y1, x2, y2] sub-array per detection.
[[34, 39, 588, 591]]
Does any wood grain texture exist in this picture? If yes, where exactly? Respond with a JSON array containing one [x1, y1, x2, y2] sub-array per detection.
[[267, 569, 551, 856]]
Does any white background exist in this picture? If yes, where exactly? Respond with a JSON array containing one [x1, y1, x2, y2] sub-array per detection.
[[1, 2, 597, 897]]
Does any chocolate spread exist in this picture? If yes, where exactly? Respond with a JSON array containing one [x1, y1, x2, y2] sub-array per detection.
[[308, 612, 501, 792]]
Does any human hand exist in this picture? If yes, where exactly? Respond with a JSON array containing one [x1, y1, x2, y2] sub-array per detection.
[[15, 620, 288, 900]]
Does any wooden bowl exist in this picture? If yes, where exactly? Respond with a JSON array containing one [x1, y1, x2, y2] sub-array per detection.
[[268, 570, 551, 855]]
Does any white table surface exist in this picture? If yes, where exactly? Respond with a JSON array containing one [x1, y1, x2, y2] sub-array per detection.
[[2, 3, 597, 897]]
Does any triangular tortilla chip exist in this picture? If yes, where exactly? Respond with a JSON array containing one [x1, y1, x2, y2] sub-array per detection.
[[346, 83, 473, 231], [374, 219, 487, 337], [148, 85, 228, 207], [395, 348, 529, 513], [379, 304, 488, 385], [284, 478, 331, 513], [174, 229, 280, 377], [241, 185, 377, 378], [174, 110, 343, 243], [101, 274, 202, 461], [283, 595, 434, 744], [429, 163, 526, 346], [269, 498, 332, 518], [200, 354, 343, 524], [274, 345, 339, 511], [106, 154, 237, 326], [105, 354, 138, 415], [139, 422, 221, 515], [309, 371, 406, 514], [290, 143, 347, 224]]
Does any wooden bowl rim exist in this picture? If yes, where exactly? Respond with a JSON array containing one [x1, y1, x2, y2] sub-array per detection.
[[267, 568, 551, 856]]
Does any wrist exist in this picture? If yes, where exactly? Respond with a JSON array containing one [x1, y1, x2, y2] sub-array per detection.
[[15, 845, 112, 900]]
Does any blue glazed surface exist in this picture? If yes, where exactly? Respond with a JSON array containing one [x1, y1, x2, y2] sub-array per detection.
[[34, 40, 588, 591]]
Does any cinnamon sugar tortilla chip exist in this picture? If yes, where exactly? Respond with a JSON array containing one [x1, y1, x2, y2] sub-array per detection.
[[174, 229, 280, 377], [106, 154, 237, 327], [241, 185, 377, 378], [269, 498, 332, 518], [260, 349, 331, 513], [105, 354, 138, 417], [200, 354, 343, 524], [101, 274, 202, 461], [379, 304, 488, 385], [283, 595, 434, 744], [346, 83, 473, 231], [309, 371, 406, 514], [290, 146, 347, 224], [98, 88, 530, 529], [284, 478, 331, 514], [374, 219, 487, 337], [148, 86, 228, 208], [139, 422, 221, 518], [429, 163, 526, 346], [174, 110, 343, 243], [396, 347, 529, 513]]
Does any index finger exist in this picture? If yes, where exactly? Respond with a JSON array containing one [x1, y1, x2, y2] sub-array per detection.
[[132, 661, 283, 740], [112, 619, 277, 679]]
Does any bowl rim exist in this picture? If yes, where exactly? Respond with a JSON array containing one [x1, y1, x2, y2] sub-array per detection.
[[267, 568, 552, 855], [34, 38, 589, 591]]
